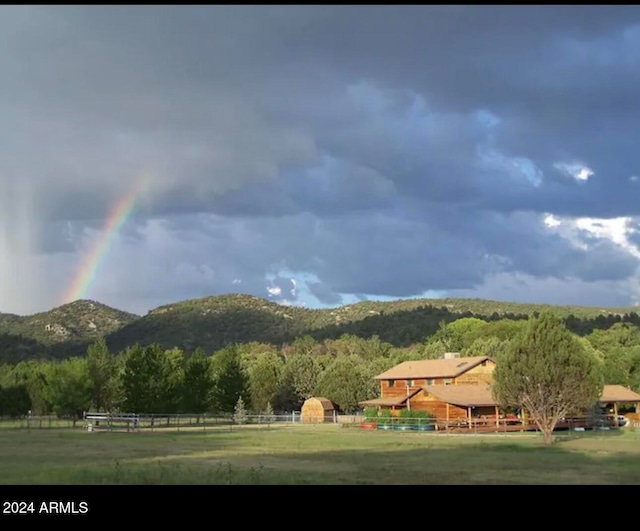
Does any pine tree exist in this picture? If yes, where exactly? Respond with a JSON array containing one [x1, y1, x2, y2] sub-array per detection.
[[492, 311, 603, 444], [233, 396, 247, 425], [264, 402, 275, 423]]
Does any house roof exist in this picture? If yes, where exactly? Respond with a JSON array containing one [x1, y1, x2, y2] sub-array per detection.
[[359, 388, 423, 408], [359, 397, 409, 407], [422, 384, 499, 407], [599, 385, 640, 403], [374, 356, 493, 380]]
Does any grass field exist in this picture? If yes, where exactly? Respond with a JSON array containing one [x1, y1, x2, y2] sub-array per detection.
[[1, 424, 639, 484]]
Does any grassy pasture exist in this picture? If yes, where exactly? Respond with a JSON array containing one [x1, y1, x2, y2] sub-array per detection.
[[1, 424, 639, 484]]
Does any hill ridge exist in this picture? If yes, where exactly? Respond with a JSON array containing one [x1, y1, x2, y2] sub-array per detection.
[[3, 293, 639, 320], [2, 293, 640, 363]]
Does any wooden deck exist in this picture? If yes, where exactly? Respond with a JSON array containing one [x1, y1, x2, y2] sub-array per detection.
[[437, 415, 624, 433]]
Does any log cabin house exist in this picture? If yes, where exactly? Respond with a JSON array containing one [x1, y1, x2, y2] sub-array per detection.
[[372, 353, 496, 398], [360, 353, 640, 429], [360, 353, 501, 425]]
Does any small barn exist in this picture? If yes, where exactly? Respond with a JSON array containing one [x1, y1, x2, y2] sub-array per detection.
[[301, 397, 336, 424]]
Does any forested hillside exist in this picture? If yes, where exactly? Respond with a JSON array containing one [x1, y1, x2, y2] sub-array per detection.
[[1, 310, 639, 419], [2, 294, 640, 363]]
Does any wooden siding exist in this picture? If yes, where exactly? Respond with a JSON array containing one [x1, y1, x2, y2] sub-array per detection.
[[380, 359, 497, 397], [407, 390, 467, 420], [380, 378, 449, 398], [454, 359, 496, 385], [301, 397, 335, 423]]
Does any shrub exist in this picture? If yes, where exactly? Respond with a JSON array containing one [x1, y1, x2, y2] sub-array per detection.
[[399, 409, 431, 425], [364, 407, 379, 422], [377, 409, 394, 425]]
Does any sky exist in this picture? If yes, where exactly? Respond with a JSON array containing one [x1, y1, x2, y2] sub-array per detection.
[[3, 6, 640, 316]]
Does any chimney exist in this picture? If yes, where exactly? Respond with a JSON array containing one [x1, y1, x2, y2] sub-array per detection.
[[443, 352, 461, 359]]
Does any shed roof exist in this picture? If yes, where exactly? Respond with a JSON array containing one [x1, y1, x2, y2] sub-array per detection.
[[305, 397, 336, 410], [600, 385, 640, 403], [359, 388, 422, 408], [374, 356, 493, 380], [422, 384, 499, 407]]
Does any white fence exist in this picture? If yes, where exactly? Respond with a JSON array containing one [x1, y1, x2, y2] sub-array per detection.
[[3, 412, 633, 434]]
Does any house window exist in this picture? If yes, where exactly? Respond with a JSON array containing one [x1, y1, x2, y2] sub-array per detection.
[[444, 378, 452, 386], [388, 380, 395, 388], [407, 380, 414, 387], [426, 379, 434, 386]]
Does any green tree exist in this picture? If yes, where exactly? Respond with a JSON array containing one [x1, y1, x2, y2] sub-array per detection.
[[587, 323, 640, 352], [109, 351, 128, 411], [0, 384, 31, 418], [121, 344, 185, 413], [46, 358, 92, 425], [360, 357, 395, 399], [388, 345, 424, 364], [248, 353, 283, 412], [210, 345, 249, 413], [182, 347, 213, 415], [426, 318, 487, 351], [474, 319, 528, 342], [314, 355, 372, 413], [289, 335, 321, 357], [463, 336, 508, 359], [233, 396, 248, 425], [275, 353, 321, 411], [6, 361, 51, 415], [162, 347, 186, 413], [86, 337, 118, 412], [421, 340, 448, 359], [492, 312, 604, 445]]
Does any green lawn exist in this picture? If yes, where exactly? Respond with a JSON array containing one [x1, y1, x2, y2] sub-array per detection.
[[1, 424, 639, 484]]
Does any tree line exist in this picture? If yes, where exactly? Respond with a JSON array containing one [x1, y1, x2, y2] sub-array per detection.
[[1, 314, 639, 423]]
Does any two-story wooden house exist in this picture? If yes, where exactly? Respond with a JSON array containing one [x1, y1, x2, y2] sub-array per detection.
[[360, 353, 640, 428], [360, 353, 501, 422]]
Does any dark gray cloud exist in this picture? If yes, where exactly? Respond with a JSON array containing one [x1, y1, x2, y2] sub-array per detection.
[[3, 6, 640, 314]]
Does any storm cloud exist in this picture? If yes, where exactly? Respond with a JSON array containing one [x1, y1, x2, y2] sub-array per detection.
[[3, 5, 640, 314]]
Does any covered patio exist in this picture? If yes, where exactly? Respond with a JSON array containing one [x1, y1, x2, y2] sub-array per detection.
[[599, 384, 640, 426]]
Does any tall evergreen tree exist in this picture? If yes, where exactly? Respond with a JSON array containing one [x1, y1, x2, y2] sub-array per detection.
[[182, 347, 213, 414], [86, 337, 117, 412], [492, 312, 604, 444], [210, 345, 249, 413]]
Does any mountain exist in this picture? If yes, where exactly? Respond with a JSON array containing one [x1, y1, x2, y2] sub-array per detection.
[[0, 300, 140, 362], [93, 294, 640, 354], [1, 293, 639, 363]]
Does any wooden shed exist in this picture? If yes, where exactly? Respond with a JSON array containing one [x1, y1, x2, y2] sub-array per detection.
[[301, 397, 336, 424]]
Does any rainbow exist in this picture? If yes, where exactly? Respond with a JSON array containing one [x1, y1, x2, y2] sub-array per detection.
[[63, 175, 149, 304]]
